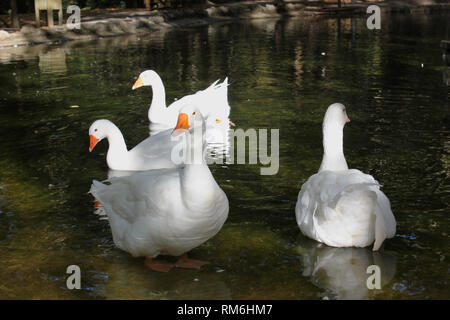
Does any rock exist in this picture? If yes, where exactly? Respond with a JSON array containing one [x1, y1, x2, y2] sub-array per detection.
[[20, 24, 36, 34], [150, 16, 165, 24], [0, 30, 10, 40], [135, 18, 155, 30], [220, 6, 229, 15], [106, 21, 125, 35], [21, 27, 48, 44], [250, 4, 280, 18], [116, 19, 135, 34], [92, 22, 108, 36], [206, 7, 218, 17], [121, 18, 137, 33]]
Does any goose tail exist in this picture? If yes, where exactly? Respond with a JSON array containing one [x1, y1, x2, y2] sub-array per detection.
[[89, 179, 111, 206], [330, 182, 395, 251], [214, 78, 230, 114], [89, 180, 110, 217], [89, 180, 107, 195], [373, 190, 396, 251]]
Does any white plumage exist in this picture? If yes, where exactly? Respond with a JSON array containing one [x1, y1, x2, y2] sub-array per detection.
[[90, 106, 229, 271], [88, 119, 181, 171], [132, 70, 232, 142], [295, 103, 396, 251]]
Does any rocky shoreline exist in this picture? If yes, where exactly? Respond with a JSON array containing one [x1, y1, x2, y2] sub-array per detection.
[[0, 1, 449, 49]]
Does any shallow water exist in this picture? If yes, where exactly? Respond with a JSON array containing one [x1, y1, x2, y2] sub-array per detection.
[[0, 12, 449, 299]]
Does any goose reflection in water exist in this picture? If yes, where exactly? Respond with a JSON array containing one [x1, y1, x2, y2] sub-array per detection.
[[296, 237, 396, 300]]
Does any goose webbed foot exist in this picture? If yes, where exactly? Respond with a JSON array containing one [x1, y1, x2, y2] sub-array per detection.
[[175, 253, 209, 269], [145, 257, 174, 272]]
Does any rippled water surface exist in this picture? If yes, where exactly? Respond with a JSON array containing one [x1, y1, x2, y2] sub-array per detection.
[[0, 12, 449, 299]]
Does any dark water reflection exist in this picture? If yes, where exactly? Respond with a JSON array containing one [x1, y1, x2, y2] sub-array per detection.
[[0, 12, 448, 299]]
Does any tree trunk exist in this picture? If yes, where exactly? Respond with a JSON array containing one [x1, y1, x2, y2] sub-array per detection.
[[144, 0, 151, 10], [10, 0, 20, 29]]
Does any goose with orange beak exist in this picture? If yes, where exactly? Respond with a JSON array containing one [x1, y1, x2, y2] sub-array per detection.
[[90, 105, 229, 272], [132, 70, 235, 141], [295, 103, 396, 251], [88, 119, 183, 171]]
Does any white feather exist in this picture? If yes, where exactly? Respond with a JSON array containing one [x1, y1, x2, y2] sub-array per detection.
[[295, 103, 396, 250]]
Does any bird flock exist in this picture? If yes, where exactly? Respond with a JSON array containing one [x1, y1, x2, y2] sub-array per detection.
[[88, 70, 396, 272]]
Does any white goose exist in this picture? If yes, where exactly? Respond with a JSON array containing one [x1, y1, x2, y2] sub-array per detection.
[[88, 119, 181, 171], [295, 103, 396, 251], [131, 70, 233, 136], [89, 106, 229, 272]]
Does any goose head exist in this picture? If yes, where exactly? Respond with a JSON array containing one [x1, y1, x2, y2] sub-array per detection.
[[89, 119, 114, 152], [319, 103, 351, 172], [132, 70, 160, 90], [323, 103, 350, 128], [172, 104, 206, 137]]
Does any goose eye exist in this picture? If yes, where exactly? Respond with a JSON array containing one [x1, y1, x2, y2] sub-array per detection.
[[94, 129, 98, 132], [192, 111, 196, 115]]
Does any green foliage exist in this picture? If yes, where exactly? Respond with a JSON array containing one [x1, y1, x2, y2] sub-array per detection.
[[62, 0, 79, 9]]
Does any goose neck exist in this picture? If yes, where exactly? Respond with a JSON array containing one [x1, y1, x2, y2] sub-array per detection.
[[148, 76, 167, 122], [105, 124, 128, 164], [319, 123, 348, 172], [180, 132, 215, 199]]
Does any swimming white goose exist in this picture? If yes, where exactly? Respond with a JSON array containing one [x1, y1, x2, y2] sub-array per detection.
[[131, 70, 233, 136], [88, 119, 181, 171], [295, 103, 396, 251], [89, 106, 229, 272]]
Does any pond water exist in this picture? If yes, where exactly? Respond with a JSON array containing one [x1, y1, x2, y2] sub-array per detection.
[[0, 11, 449, 299]]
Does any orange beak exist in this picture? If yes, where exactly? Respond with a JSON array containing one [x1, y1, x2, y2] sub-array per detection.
[[172, 113, 190, 136], [346, 117, 351, 123], [132, 76, 143, 90], [89, 135, 99, 152]]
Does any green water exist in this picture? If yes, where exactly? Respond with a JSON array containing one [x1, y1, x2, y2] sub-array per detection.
[[0, 12, 449, 299]]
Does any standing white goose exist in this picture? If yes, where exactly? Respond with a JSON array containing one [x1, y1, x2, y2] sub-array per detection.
[[89, 119, 181, 171], [89, 105, 229, 272], [131, 70, 233, 136], [295, 103, 396, 251]]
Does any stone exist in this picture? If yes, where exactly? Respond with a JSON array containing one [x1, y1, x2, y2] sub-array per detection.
[[0, 30, 10, 40], [20, 24, 36, 34]]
